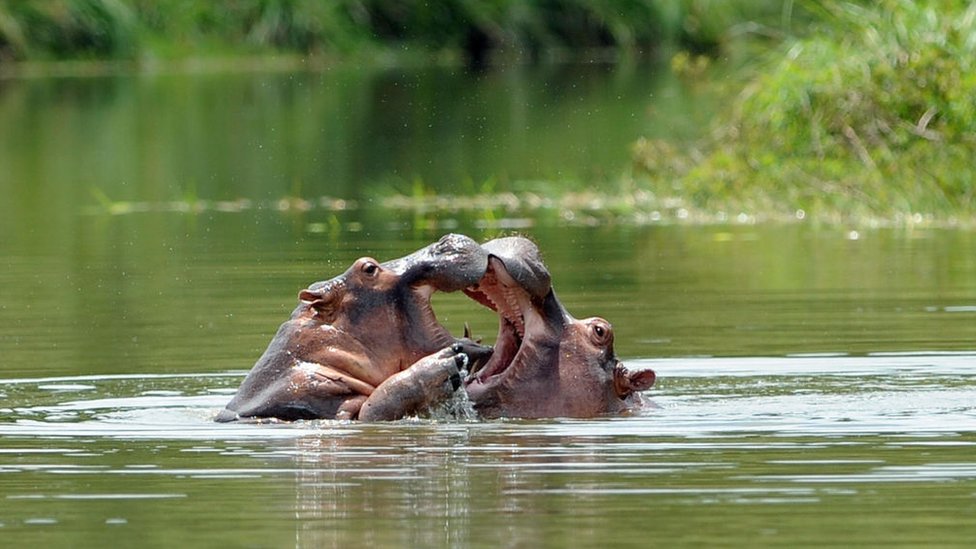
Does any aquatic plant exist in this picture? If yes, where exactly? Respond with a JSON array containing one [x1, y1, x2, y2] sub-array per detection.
[[635, 0, 976, 221]]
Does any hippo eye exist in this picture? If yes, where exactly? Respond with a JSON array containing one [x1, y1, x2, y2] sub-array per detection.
[[589, 320, 612, 346], [361, 261, 379, 277]]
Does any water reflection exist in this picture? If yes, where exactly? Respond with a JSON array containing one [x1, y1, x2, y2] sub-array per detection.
[[0, 63, 697, 219], [292, 428, 474, 547]]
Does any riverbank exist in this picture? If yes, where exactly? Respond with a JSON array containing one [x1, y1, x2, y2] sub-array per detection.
[[633, 0, 976, 225]]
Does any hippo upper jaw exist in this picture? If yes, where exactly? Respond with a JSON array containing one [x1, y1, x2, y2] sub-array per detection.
[[388, 233, 489, 292], [462, 255, 557, 406], [384, 233, 489, 359]]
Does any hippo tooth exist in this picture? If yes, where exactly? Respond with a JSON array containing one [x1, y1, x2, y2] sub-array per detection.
[[502, 287, 525, 338], [485, 293, 500, 312]]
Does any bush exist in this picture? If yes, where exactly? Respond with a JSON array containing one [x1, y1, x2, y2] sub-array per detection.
[[636, 0, 976, 220]]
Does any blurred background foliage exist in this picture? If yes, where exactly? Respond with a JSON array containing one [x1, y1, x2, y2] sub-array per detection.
[[0, 0, 792, 64], [633, 0, 976, 220]]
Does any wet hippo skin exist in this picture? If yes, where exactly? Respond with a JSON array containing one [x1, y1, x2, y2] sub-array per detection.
[[462, 236, 656, 418], [216, 234, 489, 422]]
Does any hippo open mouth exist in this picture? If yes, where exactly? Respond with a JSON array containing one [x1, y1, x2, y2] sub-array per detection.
[[459, 236, 655, 419], [462, 252, 551, 400]]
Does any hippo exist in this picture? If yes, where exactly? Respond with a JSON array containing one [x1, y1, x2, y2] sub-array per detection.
[[461, 236, 656, 418], [215, 234, 490, 422]]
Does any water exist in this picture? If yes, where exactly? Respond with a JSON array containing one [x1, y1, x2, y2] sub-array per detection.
[[2, 354, 975, 546], [2, 63, 976, 547]]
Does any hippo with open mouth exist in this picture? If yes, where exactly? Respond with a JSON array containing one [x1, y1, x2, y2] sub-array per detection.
[[462, 236, 656, 418], [216, 234, 490, 422]]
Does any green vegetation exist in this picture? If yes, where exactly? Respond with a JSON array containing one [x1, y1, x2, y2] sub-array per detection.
[[4, 1, 972, 227], [634, 0, 976, 224], [0, 0, 138, 60], [0, 0, 787, 64]]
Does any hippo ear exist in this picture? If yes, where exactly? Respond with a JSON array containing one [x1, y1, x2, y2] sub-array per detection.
[[613, 363, 656, 397], [299, 289, 338, 322]]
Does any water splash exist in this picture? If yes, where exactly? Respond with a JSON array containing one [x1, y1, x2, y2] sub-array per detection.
[[424, 388, 478, 421]]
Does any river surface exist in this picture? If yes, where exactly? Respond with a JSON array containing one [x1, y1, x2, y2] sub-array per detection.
[[2, 63, 976, 547]]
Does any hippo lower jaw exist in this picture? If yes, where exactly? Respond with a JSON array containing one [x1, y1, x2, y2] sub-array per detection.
[[411, 285, 457, 352], [463, 317, 518, 400], [462, 257, 539, 400]]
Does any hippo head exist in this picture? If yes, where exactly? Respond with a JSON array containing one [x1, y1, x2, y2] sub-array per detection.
[[462, 236, 656, 418], [217, 234, 488, 421], [295, 233, 487, 381]]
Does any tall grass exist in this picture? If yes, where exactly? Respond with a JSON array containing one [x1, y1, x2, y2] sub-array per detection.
[[634, 0, 976, 221]]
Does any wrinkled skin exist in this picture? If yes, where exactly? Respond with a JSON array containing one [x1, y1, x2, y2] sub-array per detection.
[[216, 234, 489, 422], [462, 236, 656, 418]]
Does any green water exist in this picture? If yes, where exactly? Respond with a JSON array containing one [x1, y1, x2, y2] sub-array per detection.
[[1, 63, 975, 547]]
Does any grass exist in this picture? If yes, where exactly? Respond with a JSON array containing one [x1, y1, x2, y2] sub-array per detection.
[[634, 0, 976, 224]]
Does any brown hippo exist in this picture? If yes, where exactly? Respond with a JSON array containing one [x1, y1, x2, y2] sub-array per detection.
[[216, 234, 490, 422], [462, 236, 656, 418]]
